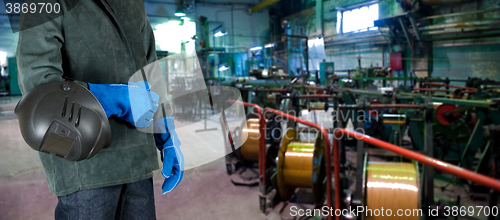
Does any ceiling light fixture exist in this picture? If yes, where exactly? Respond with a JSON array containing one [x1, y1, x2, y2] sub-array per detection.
[[214, 31, 227, 37], [175, 5, 185, 17], [249, 46, 263, 51]]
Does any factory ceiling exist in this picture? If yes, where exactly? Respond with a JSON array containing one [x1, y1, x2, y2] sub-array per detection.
[[0, 0, 264, 57]]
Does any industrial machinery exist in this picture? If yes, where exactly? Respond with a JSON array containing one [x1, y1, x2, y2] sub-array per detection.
[[221, 77, 332, 186], [191, 0, 500, 217], [220, 74, 500, 219], [224, 100, 499, 218], [223, 105, 283, 186]]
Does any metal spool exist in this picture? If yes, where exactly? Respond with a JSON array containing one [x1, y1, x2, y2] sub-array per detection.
[[308, 102, 328, 111], [277, 128, 326, 205], [436, 104, 459, 125], [240, 118, 260, 162], [363, 158, 420, 220], [382, 114, 407, 126]]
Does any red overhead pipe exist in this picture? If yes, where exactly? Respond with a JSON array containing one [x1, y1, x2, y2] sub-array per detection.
[[421, 82, 478, 93], [265, 107, 336, 220], [337, 104, 424, 109], [228, 100, 266, 185]]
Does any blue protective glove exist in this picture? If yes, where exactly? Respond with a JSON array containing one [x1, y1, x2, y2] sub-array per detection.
[[88, 81, 159, 127], [154, 116, 184, 194]]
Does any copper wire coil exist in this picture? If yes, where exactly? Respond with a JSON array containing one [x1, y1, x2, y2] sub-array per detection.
[[277, 128, 326, 206], [365, 161, 419, 220], [240, 119, 260, 162]]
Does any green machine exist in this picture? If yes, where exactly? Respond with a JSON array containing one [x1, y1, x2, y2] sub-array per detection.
[[319, 61, 334, 86], [7, 57, 21, 96]]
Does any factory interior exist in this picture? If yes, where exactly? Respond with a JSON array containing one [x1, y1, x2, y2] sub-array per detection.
[[1, 0, 500, 219]]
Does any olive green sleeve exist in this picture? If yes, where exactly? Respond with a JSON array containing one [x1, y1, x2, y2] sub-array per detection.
[[16, 1, 87, 95]]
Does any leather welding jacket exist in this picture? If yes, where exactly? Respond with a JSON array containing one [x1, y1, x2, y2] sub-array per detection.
[[17, 0, 159, 196]]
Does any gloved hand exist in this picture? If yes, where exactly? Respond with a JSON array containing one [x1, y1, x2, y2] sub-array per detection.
[[88, 81, 159, 127], [154, 116, 184, 194]]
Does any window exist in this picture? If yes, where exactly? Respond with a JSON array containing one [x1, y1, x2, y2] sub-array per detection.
[[0, 51, 6, 66], [337, 3, 379, 34], [154, 18, 196, 55]]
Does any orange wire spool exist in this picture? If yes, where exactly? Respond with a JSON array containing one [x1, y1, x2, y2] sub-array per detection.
[[277, 128, 326, 206], [240, 118, 260, 162], [436, 104, 460, 125]]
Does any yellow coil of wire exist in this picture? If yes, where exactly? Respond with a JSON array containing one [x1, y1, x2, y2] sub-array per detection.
[[365, 162, 419, 220], [283, 142, 315, 187], [240, 119, 260, 162], [382, 114, 407, 126], [277, 128, 326, 206]]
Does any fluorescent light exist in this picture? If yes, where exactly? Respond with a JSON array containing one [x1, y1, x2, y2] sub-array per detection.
[[264, 43, 274, 48], [175, 12, 186, 17], [219, 65, 230, 71], [249, 46, 262, 51], [175, 5, 185, 17], [214, 31, 226, 37]]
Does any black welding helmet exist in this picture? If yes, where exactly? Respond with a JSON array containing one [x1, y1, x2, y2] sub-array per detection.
[[15, 81, 111, 161]]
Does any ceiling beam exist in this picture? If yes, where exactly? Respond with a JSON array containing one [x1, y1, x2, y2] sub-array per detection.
[[249, 0, 279, 14]]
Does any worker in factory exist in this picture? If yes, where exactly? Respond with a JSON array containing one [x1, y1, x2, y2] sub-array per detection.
[[16, 0, 183, 219]]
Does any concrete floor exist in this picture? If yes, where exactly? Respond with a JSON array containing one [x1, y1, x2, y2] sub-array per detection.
[[0, 96, 264, 220]]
